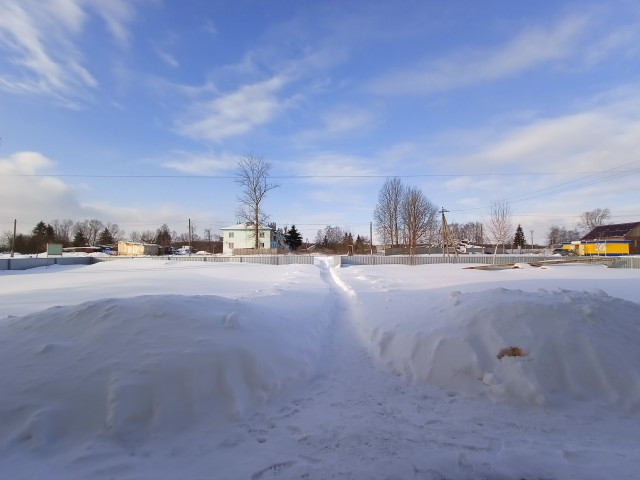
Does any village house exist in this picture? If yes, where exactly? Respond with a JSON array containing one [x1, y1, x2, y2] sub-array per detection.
[[221, 223, 275, 255]]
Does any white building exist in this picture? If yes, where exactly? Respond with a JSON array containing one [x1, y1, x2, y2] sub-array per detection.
[[221, 223, 274, 254]]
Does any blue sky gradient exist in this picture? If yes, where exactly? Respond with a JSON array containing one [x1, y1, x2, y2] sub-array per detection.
[[1, 0, 639, 243]]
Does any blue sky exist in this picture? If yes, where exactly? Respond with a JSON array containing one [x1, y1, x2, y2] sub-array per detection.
[[1, 0, 639, 244]]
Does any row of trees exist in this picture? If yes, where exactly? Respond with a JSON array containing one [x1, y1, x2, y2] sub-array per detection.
[[373, 178, 440, 254], [0, 218, 226, 255], [314, 225, 370, 254], [545, 208, 612, 246], [372, 177, 614, 253], [1, 219, 124, 254]]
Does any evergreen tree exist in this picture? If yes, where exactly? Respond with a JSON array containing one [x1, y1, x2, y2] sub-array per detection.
[[355, 235, 365, 254], [155, 224, 172, 248], [284, 224, 303, 250], [514, 224, 526, 250], [32, 221, 55, 252], [98, 228, 114, 245], [73, 230, 87, 247]]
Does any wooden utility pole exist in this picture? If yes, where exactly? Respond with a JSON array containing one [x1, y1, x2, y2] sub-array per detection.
[[11, 219, 16, 258], [370, 222, 373, 255], [188, 218, 192, 256], [441, 208, 449, 257], [440, 208, 458, 259]]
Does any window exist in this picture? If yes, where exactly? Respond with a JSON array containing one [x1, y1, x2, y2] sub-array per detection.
[[259, 232, 265, 238], [228, 242, 234, 249], [228, 232, 234, 238], [259, 242, 265, 248]]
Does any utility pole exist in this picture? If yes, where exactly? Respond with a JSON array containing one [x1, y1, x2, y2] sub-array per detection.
[[370, 222, 373, 255], [530, 230, 534, 254], [11, 219, 16, 258], [188, 218, 192, 256], [441, 208, 449, 258]]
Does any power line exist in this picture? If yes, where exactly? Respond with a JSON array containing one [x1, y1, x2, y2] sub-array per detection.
[[2, 169, 639, 179]]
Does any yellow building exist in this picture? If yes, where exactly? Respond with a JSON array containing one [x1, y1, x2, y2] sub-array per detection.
[[565, 240, 630, 256], [581, 222, 640, 255]]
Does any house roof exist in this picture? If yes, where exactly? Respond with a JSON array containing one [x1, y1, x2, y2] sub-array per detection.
[[221, 223, 272, 231], [581, 222, 640, 240]]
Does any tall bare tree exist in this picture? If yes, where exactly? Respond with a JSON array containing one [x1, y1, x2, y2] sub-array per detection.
[[51, 219, 74, 245], [577, 208, 611, 234], [373, 177, 405, 247], [486, 198, 513, 259], [235, 155, 279, 248], [400, 186, 439, 256]]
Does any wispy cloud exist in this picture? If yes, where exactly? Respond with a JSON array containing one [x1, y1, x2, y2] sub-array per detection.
[[368, 15, 590, 95], [159, 150, 236, 175], [288, 151, 380, 186], [90, 0, 138, 48], [295, 106, 376, 143], [0, 0, 140, 105], [175, 76, 292, 142]]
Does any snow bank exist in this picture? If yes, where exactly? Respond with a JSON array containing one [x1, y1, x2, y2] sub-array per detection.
[[349, 286, 640, 409], [0, 294, 321, 452]]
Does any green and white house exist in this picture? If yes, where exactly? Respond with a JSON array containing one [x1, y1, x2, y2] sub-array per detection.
[[221, 223, 275, 254]]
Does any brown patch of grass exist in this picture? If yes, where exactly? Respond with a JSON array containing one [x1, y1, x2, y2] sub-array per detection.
[[497, 346, 527, 359]]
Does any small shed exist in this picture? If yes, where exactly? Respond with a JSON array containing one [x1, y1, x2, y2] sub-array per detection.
[[117, 241, 160, 256]]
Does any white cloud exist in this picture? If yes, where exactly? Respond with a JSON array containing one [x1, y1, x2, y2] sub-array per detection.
[[289, 151, 380, 186], [156, 49, 179, 68], [176, 77, 290, 142], [0, 151, 224, 237], [160, 150, 236, 175], [0, 152, 83, 226], [368, 15, 589, 95], [295, 106, 376, 142], [0, 0, 141, 105], [0, 151, 53, 174], [88, 0, 139, 47]]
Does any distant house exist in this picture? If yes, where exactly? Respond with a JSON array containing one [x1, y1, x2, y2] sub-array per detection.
[[221, 223, 275, 254], [117, 241, 160, 256], [574, 222, 640, 256]]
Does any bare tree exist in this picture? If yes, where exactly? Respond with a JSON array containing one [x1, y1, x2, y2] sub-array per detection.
[[235, 155, 279, 248], [486, 198, 513, 259], [140, 230, 156, 244], [107, 223, 124, 242], [373, 177, 405, 247], [577, 208, 611, 234], [74, 219, 104, 246], [546, 225, 581, 246], [51, 219, 74, 245], [400, 186, 439, 256]]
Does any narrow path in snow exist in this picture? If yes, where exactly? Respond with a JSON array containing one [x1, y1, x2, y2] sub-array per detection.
[[237, 258, 493, 479]]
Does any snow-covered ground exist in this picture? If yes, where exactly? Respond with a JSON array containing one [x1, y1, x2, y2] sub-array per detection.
[[1, 258, 639, 479]]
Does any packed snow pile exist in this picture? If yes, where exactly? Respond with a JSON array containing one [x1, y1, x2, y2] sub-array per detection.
[[0, 294, 322, 451], [351, 287, 640, 409]]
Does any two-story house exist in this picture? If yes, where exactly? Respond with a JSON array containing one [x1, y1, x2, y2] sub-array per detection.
[[221, 223, 274, 254]]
